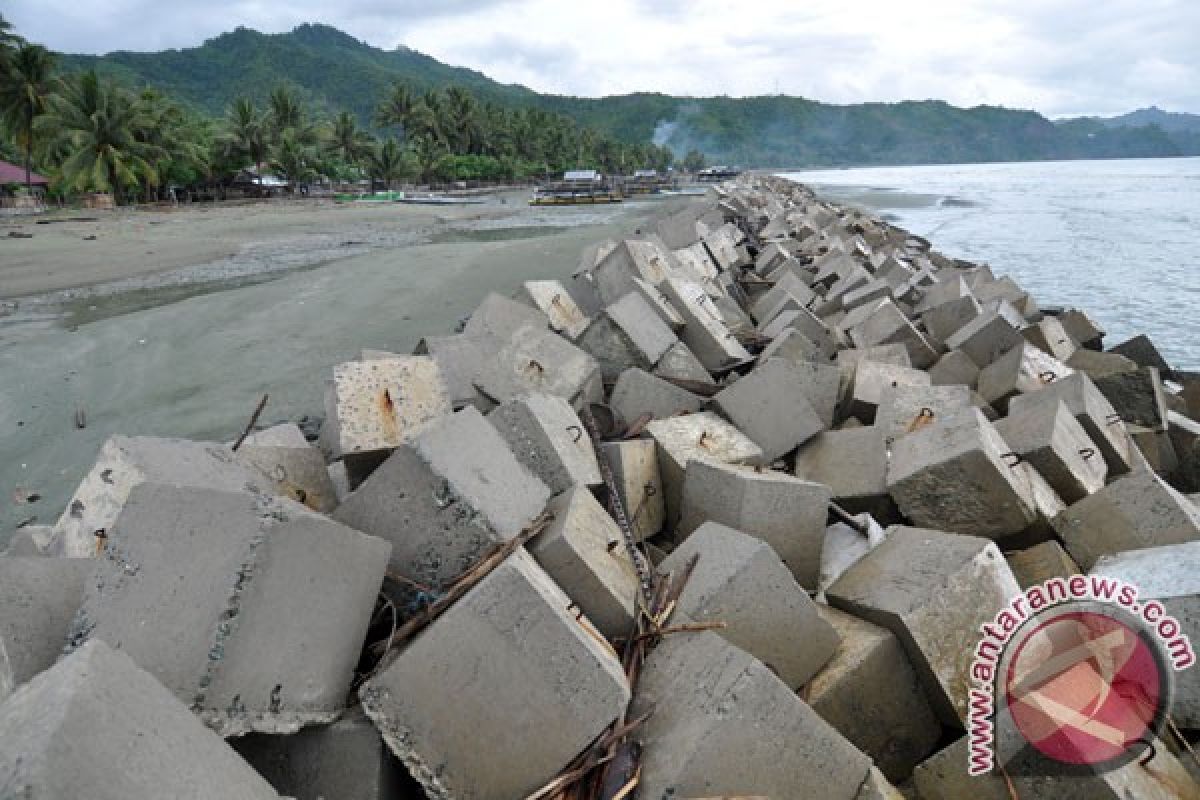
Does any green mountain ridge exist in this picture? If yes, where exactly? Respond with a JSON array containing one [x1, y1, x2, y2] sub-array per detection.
[[57, 23, 1200, 168]]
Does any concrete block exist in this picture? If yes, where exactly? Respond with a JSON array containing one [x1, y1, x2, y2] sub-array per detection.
[[645, 411, 763, 529], [714, 358, 827, 463], [1110, 333, 1173, 375], [1052, 468, 1200, 569], [846, 360, 932, 423], [874, 383, 973, 441], [50, 435, 270, 559], [659, 274, 751, 372], [592, 239, 673, 304], [488, 393, 601, 493], [576, 292, 677, 380], [69, 484, 390, 736], [335, 407, 551, 588], [598, 439, 664, 540], [856, 766, 906, 800], [608, 367, 704, 425], [912, 275, 972, 314], [0, 558, 91, 702], [819, 514, 888, 594], [920, 294, 983, 343], [0, 640, 281, 799], [461, 291, 547, 340], [233, 708, 421, 800], [1094, 366, 1170, 431], [320, 356, 452, 461], [924, 350, 974, 389], [414, 333, 492, 411], [652, 339, 715, 387], [944, 310, 1025, 368], [1, 525, 54, 557], [1023, 314, 1078, 362], [630, 276, 685, 332], [475, 323, 602, 406], [828, 525, 1021, 725], [1005, 539, 1080, 588], [795, 426, 897, 521], [1092, 541, 1200, 728], [361, 549, 629, 800], [240, 423, 310, 448], [976, 342, 1073, 411], [759, 327, 824, 365], [528, 487, 639, 640], [759, 305, 840, 361], [1055, 308, 1105, 349], [841, 278, 894, 312], [236, 440, 339, 513], [750, 271, 817, 322], [678, 458, 831, 587], [994, 399, 1107, 502], [806, 606, 942, 782], [787, 358, 843, 428], [1009, 372, 1135, 476], [848, 298, 939, 368], [1067, 346, 1139, 378], [520, 279, 589, 339], [631, 631, 871, 799], [659, 522, 840, 688], [887, 408, 1038, 539]]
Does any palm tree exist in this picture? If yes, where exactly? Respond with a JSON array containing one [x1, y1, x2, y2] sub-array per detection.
[[327, 110, 372, 170], [134, 89, 208, 201], [271, 129, 316, 188], [374, 83, 414, 140], [366, 137, 405, 190], [0, 43, 55, 191], [220, 97, 269, 183], [36, 71, 159, 203]]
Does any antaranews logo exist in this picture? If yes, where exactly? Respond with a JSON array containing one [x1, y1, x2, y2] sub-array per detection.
[[967, 574, 1195, 777]]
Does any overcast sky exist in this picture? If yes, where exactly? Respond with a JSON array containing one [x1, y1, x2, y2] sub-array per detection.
[[6, 0, 1198, 117]]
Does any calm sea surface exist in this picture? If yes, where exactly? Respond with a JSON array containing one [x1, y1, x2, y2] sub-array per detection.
[[780, 157, 1200, 371]]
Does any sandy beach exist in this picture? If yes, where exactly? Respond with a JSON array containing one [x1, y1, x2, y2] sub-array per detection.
[[0, 191, 698, 541]]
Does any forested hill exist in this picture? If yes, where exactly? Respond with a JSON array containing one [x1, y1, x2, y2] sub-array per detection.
[[59, 23, 1199, 167]]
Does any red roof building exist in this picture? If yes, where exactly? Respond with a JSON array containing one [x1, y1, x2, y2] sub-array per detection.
[[0, 159, 49, 186]]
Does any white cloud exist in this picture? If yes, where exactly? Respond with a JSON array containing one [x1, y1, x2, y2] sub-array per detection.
[[5, 0, 1198, 116]]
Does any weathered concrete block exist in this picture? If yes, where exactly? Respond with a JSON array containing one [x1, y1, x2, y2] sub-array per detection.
[[0, 558, 91, 702], [1094, 366, 1170, 431], [920, 294, 983, 343], [236, 439, 339, 513], [976, 342, 1073, 411], [0, 526, 52, 557], [944, 310, 1025, 368], [887, 408, 1038, 539], [1057, 308, 1105, 349], [520, 279, 589, 339], [335, 407, 551, 588], [874, 383, 973, 441], [69, 484, 390, 736], [598, 439, 664, 540], [1023, 313, 1078, 363], [1110, 333, 1173, 375], [787, 358, 842, 428], [413, 333, 493, 411], [461, 291, 547, 340], [1052, 468, 1200, 569], [678, 458, 831, 587], [750, 271, 817, 323], [828, 525, 1022, 726], [714, 358, 827, 463], [630, 276, 685, 331], [0, 641, 282, 799], [320, 356, 452, 461], [819, 513, 888, 594], [576, 292, 677, 380], [361, 549, 629, 800], [475, 322, 602, 406], [50, 435, 270, 559], [993, 399, 1107, 502], [759, 305, 840, 361], [1009, 372, 1135, 476], [660, 522, 839, 688], [807, 606, 942, 782], [608, 367, 704, 425], [759, 327, 824, 365], [233, 708, 420, 800], [659, 274, 751, 372], [1066, 345, 1138, 378], [846, 359, 932, 423], [652, 339, 715, 387], [912, 274, 971, 314], [631, 631, 871, 799], [488, 393, 601, 493], [592, 239, 674, 304], [795, 426, 897, 521], [1005, 539, 1080, 588], [528, 487, 639, 640], [848, 298, 939, 368], [645, 412, 763, 528], [1092, 541, 1200, 729]]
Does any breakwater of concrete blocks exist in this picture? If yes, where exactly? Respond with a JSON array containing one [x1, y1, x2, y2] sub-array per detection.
[[4, 173, 1200, 799]]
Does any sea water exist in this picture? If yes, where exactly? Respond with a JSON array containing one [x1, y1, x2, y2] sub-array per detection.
[[780, 157, 1200, 370]]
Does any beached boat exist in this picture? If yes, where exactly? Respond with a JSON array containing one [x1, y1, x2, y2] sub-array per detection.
[[530, 170, 623, 206]]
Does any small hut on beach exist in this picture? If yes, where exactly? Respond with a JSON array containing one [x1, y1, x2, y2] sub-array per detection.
[[0, 159, 50, 210]]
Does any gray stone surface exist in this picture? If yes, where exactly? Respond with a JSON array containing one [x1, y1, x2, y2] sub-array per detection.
[[874, 383, 973, 442], [335, 407, 552, 588], [1052, 468, 1200, 569], [944, 310, 1025, 368], [1023, 314, 1078, 363], [1009, 372, 1134, 476], [598, 438, 664, 540], [928, 349, 982, 387], [475, 323, 602, 406], [1094, 366, 1170, 431], [976, 342, 1073, 411], [361, 549, 629, 800], [461, 291, 547, 340], [1057, 308, 1106, 348], [488, 393, 601, 493], [1005, 539, 1080, 588], [659, 522, 839, 689], [846, 359, 931, 422], [795, 426, 897, 521], [608, 367, 705, 425], [993, 399, 1107, 503], [759, 327, 824, 366], [678, 458, 831, 588], [236, 440, 339, 513], [1065, 346, 1139, 378], [1110, 333, 1173, 374], [659, 274, 751, 372], [414, 333, 493, 411], [827, 525, 1022, 726], [69, 483, 390, 736], [713, 358, 827, 463], [652, 339, 715, 386], [0, 558, 91, 702], [887, 408, 1038, 539], [520, 279, 590, 339], [528, 487, 639, 640], [592, 239, 674, 305], [233, 708, 422, 800], [577, 292, 677, 380], [0, 640, 282, 800], [920, 294, 983, 343], [630, 631, 871, 799], [807, 605, 942, 782]]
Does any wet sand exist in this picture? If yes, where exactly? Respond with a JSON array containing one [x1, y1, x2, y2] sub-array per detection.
[[0, 192, 697, 541]]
